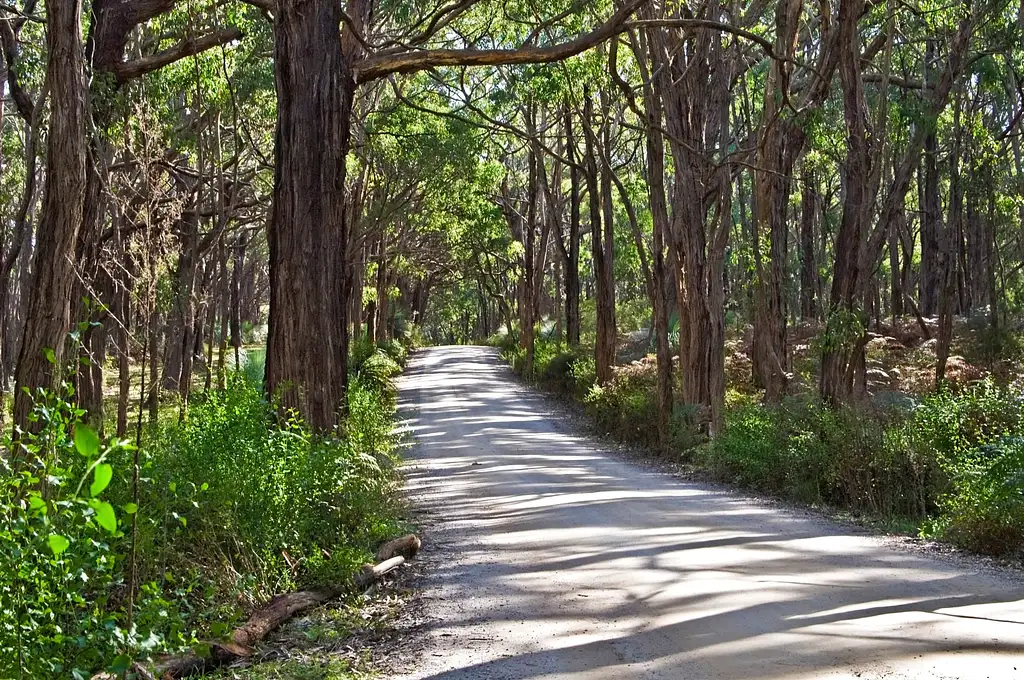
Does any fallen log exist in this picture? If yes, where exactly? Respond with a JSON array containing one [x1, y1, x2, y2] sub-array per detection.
[[151, 553, 410, 678], [375, 533, 421, 562]]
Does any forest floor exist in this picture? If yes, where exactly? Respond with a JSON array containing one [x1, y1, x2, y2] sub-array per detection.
[[386, 345, 1024, 680], [206, 574, 426, 679]]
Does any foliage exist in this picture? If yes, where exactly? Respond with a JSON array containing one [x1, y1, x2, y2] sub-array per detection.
[[0, 387, 173, 679], [697, 398, 927, 516], [0, 360, 405, 678], [906, 380, 1024, 553], [584, 368, 660, 447], [699, 380, 1024, 554]]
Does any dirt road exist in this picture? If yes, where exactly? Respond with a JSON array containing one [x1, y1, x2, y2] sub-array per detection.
[[393, 346, 1023, 679]]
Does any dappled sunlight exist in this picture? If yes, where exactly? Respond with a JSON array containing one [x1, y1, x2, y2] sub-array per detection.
[[395, 346, 1024, 680]]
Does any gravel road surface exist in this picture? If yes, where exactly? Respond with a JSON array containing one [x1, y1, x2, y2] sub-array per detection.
[[392, 345, 1023, 679]]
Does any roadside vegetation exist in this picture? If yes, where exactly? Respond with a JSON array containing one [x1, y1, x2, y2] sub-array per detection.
[[0, 338, 411, 679], [496, 324, 1024, 558]]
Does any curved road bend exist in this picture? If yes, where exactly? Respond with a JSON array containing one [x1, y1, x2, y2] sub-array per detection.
[[394, 345, 1023, 680]]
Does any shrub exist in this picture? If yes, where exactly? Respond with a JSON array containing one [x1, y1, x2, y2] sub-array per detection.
[[0, 388, 186, 678], [136, 376, 403, 599], [354, 349, 403, 397], [0, 356, 406, 677], [699, 398, 933, 516], [584, 363, 660, 447], [908, 380, 1024, 553], [377, 338, 409, 367], [934, 435, 1024, 554]]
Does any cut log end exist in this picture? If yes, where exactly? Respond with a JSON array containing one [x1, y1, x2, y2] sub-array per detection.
[[375, 533, 421, 562]]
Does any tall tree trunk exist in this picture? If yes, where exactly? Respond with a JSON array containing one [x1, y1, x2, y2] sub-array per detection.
[[564, 106, 581, 346], [937, 89, 964, 384], [13, 0, 88, 434], [265, 0, 361, 429], [752, 0, 803, 401], [519, 114, 538, 378], [919, 40, 941, 317], [888, 187, 903, 323], [799, 171, 818, 319], [984, 169, 998, 329], [582, 92, 615, 384], [820, 0, 870, 405], [634, 33, 674, 452]]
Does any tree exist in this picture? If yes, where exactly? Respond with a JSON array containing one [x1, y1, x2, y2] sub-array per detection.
[[12, 0, 88, 436]]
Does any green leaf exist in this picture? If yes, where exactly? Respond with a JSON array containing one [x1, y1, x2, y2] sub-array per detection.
[[42, 347, 56, 365], [74, 425, 100, 457], [28, 494, 46, 511], [108, 654, 131, 674], [48, 534, 70, 556], [90, 463, 113, 497], [92, 500, 117, 534], [123, 502, 138, 514]]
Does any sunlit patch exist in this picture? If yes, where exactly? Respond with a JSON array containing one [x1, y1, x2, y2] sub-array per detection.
[[394, 347, 1024, 679]]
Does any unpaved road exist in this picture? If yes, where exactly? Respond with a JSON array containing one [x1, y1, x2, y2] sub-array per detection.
[[392, 346, 1023, 679]]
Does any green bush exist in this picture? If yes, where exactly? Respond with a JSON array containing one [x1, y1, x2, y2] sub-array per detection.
[[377, 338, 409, 367], [698, 398, 933, 516], [354, 349, 403, 397], [487, 328, 519, 354], [908, 380, 1024, 553], [934, 435, 1024, 554], [0, 357, 405, 677], [0, 388, 183, 678], [699, 381, 1024, 553], [538, 350, 580, 392], [499, 336, 1024, 556], [584, 365, 660, 447], [136, 376, 403, 598]]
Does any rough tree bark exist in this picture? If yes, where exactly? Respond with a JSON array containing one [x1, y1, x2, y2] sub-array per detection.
[[819, 0, 870, 405], [751, 0, 803, 402], [799, 171, 819, 320], [920, 40, 941, 317], [265, 0, 362, 430], [13, 0, 88, 434], [564, 105, 582, 346], [262, 0, 647, 426], [648, 1, 732, 434]]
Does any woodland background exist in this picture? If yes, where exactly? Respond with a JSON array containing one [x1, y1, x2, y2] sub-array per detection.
[[0, 0, 1023, 676]]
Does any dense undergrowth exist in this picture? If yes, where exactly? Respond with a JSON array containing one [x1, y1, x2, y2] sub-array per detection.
[[0, 339, 410, 679], [497, 331, 1024, 558]]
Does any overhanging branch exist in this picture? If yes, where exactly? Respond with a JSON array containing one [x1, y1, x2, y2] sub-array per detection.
[[353, 0, 646, 83], [113, 27, 243, 83]]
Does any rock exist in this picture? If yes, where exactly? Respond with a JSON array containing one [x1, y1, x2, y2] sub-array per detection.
[[944, 356, 984, 384], [866, 368, 891, 384], [920, 338, 939, 353], [867, 335, 907, 352], [872, 390, 918, 412]]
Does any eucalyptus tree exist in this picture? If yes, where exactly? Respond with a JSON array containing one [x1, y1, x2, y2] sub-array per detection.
[[8, 0, 247, 432], [250, 0, 648, 428]]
